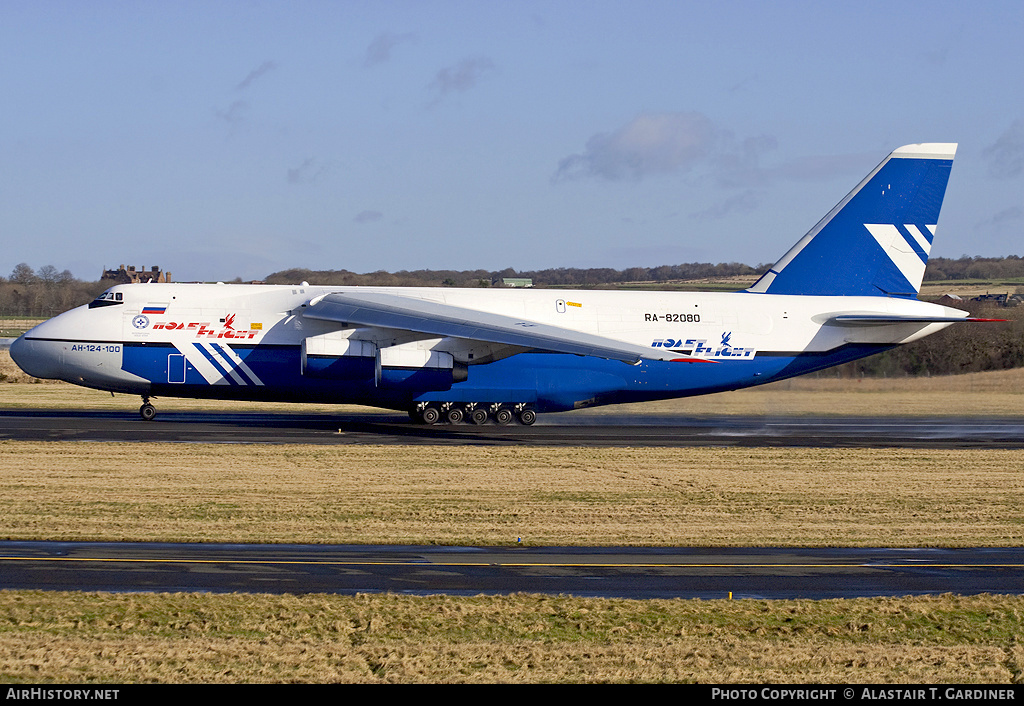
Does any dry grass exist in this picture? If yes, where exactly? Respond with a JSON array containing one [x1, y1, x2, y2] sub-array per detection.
[[1, 442, 1022, 547], [1, 591, 1022, 683], [0, 348, 54, 385]]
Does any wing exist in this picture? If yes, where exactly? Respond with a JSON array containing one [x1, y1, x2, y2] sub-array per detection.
[[301, 291, 679, 364]]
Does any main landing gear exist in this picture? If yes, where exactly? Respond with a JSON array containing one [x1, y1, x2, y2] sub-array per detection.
[[139, 396, 156, 421], [410, 402, 537, 426]]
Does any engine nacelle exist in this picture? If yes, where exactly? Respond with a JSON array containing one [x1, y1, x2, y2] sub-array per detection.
[[378, 345, 464, 390], [301, 334, 377, 380], [301, 333, 466, 391]]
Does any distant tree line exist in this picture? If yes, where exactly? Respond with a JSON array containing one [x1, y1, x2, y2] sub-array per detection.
[[925, 255, 1024, 281], [0, 263, 106, 317], [264, 262, 768, 288], [264, 257, 1024, 289]]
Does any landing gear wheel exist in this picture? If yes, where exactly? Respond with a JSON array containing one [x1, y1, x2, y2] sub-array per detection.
[[445, 406, 465, 425], [494, 407, 514, 425], [517, 408, 537, 426], [139, 403, 156, 421], [469, 407, 489, 425], [420, 406, 441, 425]]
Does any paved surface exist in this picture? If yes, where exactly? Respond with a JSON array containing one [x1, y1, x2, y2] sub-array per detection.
[[3, 408, 1024, 447], [2, 541, 1023, 599]]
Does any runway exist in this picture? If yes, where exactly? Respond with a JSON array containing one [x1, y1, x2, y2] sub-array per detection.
[[2, 541, 1022, 599], [3, 408, 1024, 447]]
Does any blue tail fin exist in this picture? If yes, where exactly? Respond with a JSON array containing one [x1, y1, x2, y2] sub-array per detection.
[[747, 143, 956, 298]]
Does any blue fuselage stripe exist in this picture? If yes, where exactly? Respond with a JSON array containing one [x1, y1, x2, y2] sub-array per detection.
[[209, 342, 256, 386], [115, 341, 892, 413], [192, 343, 237, 385]]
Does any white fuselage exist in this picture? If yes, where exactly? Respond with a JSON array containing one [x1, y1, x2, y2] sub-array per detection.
[[12, 282, 963, 410]]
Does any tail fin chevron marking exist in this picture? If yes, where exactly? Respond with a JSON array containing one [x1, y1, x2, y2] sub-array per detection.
[[747, 143, 956, 298], [864, 223, 931, 293]]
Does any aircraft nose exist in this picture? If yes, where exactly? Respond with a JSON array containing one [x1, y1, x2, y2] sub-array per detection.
[[9, 333, 63, 380]]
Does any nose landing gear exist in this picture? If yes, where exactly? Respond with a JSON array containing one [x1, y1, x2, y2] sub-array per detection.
[[139, 396, 156, 421]]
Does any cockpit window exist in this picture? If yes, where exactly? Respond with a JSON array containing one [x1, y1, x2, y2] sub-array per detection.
[[88, 291, 124, 308]]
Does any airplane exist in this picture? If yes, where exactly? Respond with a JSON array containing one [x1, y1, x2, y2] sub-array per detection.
[[10, 142, 994, 425]]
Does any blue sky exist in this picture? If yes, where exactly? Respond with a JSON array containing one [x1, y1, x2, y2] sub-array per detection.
[[2, 0, 1022, 282]]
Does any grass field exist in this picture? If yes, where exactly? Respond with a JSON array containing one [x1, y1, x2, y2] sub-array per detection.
[[2, 351, 1024, 683], [3, 591, 1022, 683], [1, 442, 1022, 547]]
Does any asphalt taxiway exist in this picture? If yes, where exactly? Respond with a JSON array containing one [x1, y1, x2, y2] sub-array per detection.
[[3, 408, 1024, 447], [2, 541, 1022, 599]]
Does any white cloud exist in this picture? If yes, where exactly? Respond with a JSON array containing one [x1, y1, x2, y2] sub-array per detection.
[[354, 210, 383, 224], [215, 100, 248, 128], [975, 205, 1023, 232], [553, 114, 883, 197], [554, 112, 721, 182], [428, 57, 495, 104], [363, 32, 416, 68], [983, 120, 1024, 179], [690, 189, 761, 221], [287, 158, 330, 185], [236, 61, 278, 91]]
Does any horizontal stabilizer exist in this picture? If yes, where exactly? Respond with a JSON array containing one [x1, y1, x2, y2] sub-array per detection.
[[303, 291, 680, 363], [825, 314, 1004, 326]]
